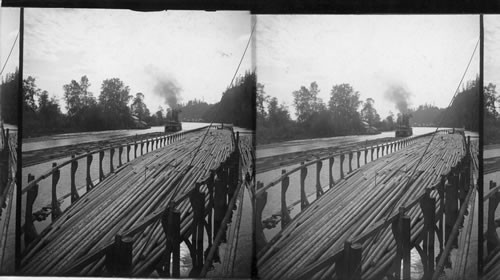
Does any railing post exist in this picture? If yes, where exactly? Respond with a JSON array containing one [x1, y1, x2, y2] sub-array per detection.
[[51, 162, 62, 221], [357, 151, 361, 169], [159, 205, 181, 277], [487, 181, 500, 254], [141, 141, 144, 156], [445, 172, 458, 247], [109, 147, 114, 173], [214, 167, 227, 243], [99, 151, 105, 182], [337, 241, 362, 280], [420, 189, 436, 280], [329, 156, 335, 189], [206, 171, 215, 250], [437, 176, 445, 256], [134, 142, 138, 158], [340, 154, 345, 179], [106, 234, 133, 276], [281, 170, 291, 229], [70, 155, 80, 203], [348, 152, 353, 173], [255, 182, 268, 251], [371, 147, 374, 162], [127, 144, 131, 162], [376, 146, 380, 159], [189, 184, 205, 276], [391, 208, 411, 280], [300, 162, 309, 210], [118, 146, 123, 167], [316, 161, 324, 198], [86, 153, 94, 192], [25, 174, 39, 245], [364, 148, 368, 164]]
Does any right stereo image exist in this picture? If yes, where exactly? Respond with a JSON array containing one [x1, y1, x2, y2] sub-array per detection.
[[254, 14, 493, 280]]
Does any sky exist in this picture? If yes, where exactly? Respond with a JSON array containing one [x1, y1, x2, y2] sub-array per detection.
[[0, 8, 20, 81], [485, 15, 500, 87], [21, 9, 252, 113], [256, 15, 480, 119]]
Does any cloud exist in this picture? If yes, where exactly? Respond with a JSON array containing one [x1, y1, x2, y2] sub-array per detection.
[[23, 9, 252, 112]]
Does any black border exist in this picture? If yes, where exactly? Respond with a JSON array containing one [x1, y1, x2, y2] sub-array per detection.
[[1, 0, 500, 13], [2, 0, 490, 278]]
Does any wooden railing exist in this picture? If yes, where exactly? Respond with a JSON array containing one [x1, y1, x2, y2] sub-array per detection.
[[0, 125, 18, 269], [254, 129, 474, 280], [17, 126, 210, 268], [481, 180, 500, 279]]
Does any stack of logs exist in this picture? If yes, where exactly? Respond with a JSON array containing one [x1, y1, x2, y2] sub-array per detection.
[[258, 133, 470, 280], [20, 127, 238, 276]]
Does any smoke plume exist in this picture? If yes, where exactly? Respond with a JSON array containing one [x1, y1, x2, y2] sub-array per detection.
[[145, 64, 182, 109], [383, 84, 412, 113]]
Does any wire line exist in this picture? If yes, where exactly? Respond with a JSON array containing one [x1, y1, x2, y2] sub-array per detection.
[[0, 31, 20, 76]]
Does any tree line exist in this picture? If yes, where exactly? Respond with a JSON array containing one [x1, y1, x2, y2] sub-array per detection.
[[0, 69, 19, 125], [19, 70, 255, 137], [257, 78, 479, 145], [257, 82, 397, 144], [485, 82, 500, 144]]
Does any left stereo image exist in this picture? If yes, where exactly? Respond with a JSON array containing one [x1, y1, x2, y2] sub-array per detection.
[[0, 7, 256, 277]]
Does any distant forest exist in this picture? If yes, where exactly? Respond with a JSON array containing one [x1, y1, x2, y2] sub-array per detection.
[[16, 70, 255, 138], [257, 77, 479, 145], [0, 69, 19, 125], [485, 82, 500, 144]]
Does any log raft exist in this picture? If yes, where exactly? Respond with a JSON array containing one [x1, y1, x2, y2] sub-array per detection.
[[19, 127, 241, 276], [257, 132, 472, 280]]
